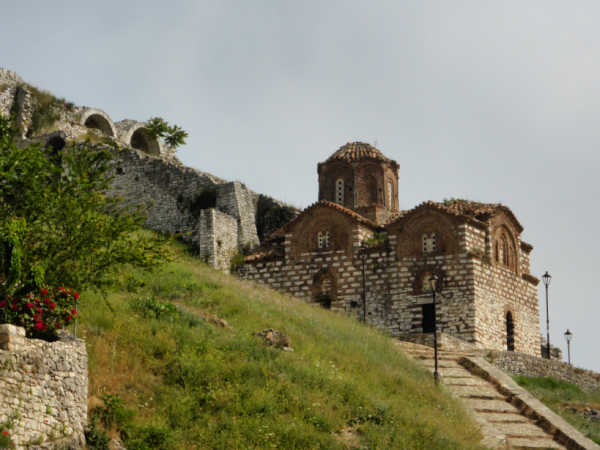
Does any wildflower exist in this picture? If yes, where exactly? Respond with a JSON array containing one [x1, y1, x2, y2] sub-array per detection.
[[41, 288, 48, 296]]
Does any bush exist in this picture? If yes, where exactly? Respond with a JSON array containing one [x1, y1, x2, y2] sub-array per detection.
[[84, 418, 110, 450], [131, 296, 177, 320], [0, 287, 77, 339]]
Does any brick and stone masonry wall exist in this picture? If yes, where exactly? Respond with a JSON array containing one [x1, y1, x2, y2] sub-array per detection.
[[0, 324, 87, 449], [485, 349, 600, 393]]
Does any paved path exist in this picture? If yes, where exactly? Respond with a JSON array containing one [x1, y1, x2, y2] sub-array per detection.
[[397, 340, 566, 449]]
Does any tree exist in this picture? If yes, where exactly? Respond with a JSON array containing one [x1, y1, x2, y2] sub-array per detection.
[[145, 117, 188, 149], [0, 115, 168, 329]]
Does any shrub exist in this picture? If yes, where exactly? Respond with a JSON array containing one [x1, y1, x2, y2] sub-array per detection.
[[84, 418, 110, 450], [130, 296, 177, 320], [0, 287, 77, 339]]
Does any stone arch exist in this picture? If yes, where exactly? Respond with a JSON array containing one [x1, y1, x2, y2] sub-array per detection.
[[46, 135, 66, 153], [80, 108, 116, 137], [116, 120, 162, 156], [493, 224, 518, 273], [394, 211, 459, 258], [506, 311, 515, 351]]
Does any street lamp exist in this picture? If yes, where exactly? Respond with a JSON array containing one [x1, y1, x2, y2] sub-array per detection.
[[429, 274, 440, 384], [542, 271, 552, 359], [564, 329, 573, 365]]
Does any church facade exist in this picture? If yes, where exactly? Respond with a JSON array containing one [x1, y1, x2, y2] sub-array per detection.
[[241, 142, 541, 356]]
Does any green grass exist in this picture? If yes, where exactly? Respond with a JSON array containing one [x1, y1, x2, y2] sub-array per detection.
[[514, 375, 600, 444], [79, 241, 484, 449]]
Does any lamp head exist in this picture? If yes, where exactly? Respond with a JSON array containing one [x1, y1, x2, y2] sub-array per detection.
[[564, 329, 573, 343], [542, 271, 552, 287]]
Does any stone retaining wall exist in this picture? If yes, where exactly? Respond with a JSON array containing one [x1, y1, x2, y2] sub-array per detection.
[[486, 349, 600, 392], [0, 324, 87, 449]]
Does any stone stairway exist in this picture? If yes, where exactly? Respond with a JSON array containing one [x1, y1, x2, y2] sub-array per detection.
[[397, 341, 567, 449]]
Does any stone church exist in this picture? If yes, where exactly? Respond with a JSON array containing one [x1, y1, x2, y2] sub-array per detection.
[[242, 142, 541, 356]]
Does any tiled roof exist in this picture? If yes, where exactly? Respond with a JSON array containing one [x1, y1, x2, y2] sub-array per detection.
[[326, 142, 391, 163], [386, 199, 523, 232], [270, 200, 380, 238]]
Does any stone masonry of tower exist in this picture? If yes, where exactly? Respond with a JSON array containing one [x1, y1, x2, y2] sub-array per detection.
[[242, 142, 542, 356]]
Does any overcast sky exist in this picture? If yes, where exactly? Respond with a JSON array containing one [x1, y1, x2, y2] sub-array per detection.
[[3, 1, 599, 371]]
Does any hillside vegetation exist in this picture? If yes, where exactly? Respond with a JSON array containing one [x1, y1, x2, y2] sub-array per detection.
[[514, 375, 600, 444], [79, 241, 484, 449]]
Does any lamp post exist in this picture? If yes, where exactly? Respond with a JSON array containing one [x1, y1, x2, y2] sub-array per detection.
[[542, 271, 552, 359], [429, 274, 440, 384], [564, 329, 573, 365]]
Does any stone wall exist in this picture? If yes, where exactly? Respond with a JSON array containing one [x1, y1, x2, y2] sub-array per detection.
[[0, 324, 87, 449], [198, 209, 239, 270], [485, 349, 600, 393]]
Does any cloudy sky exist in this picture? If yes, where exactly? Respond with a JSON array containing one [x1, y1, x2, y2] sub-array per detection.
[[3, 1, 599, 371]]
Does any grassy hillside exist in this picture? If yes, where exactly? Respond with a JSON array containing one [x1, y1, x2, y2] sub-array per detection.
[[514, 376, 600, 444], [79, 241, 483, 449]]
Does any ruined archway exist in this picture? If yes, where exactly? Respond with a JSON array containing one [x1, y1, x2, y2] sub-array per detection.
[[130, 127, 160, 156], [80, 109, 116, 137]]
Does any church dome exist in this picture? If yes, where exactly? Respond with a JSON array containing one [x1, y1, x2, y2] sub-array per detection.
[[326, 142, 391, 163]]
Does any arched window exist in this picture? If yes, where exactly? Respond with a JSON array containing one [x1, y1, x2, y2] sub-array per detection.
[[422, 233, 437, 254], [494, 241, 500, 263], [335, 178, 344, 204], [387, 181, 393, 209], [317, 231, 330, 249], [502, 235, 509, 266], [506, 312, 515, 351]]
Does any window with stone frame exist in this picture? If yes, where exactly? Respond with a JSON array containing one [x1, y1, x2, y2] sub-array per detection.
[[317, 231, 330, 249], [335, 178, 344, 204], [386, 181, 393, 209], [422, 232, 437, 254]]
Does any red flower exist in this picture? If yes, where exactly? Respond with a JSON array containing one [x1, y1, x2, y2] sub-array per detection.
[[12, 304, 18, 311], [34, 321, 46, 331], [66, 315, 72, 322], [41, 288, 48, 296], [58, 286, 64, 292], [0, 300, 5, 308], [74, 292, 80, 300], [26, 302, 33, 309], [49, 302, 56, 310], [44, 297, 50, 304], [71, 308, 77, 316], [2, 430, 8, 436], [36, 307, 42, 313]]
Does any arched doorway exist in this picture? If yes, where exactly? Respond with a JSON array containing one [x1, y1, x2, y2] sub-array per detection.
[[84, 114, 115, 136], [312, 269, 336, 309], [130, 127, 161, 156], [506, 311, 515, 351]]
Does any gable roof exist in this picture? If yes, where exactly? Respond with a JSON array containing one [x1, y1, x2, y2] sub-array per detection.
[[269, 200, 380, 239], [385, 199, 524, 232]]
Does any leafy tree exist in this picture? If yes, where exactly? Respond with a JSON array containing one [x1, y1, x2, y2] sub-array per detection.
[[145, 117, 188, 149], [0, 115, 168, 302]]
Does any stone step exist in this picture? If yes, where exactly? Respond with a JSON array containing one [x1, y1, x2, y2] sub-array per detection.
[[466, 399, 521, 414], [507, 436, 564, 449], [446, 384, 504, 399], [492, 421, 552, 439], [477, 412, 528, 424], [442, 378, 490, 387]]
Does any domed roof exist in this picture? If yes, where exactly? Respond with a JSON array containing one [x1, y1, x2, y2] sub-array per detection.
[[326, 141, 392, 163]]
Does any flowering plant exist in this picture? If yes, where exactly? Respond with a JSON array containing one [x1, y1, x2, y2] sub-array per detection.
[[0, 287, 78, 340]]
